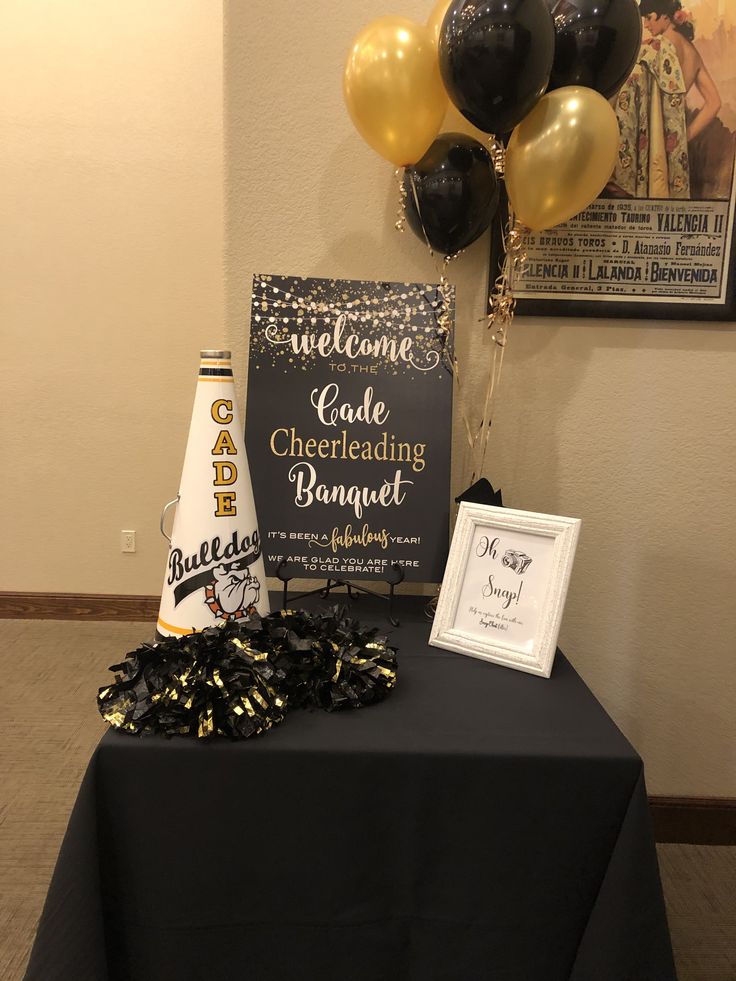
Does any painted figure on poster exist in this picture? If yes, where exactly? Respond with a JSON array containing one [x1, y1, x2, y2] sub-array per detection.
[[611, 10, 690, 197], [610, 0, 735, 199]]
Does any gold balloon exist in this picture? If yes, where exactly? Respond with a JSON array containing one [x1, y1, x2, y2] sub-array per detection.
[[426, 0, 452, 47], [343, 17, 447, 167], [505, 86, 620, 231]]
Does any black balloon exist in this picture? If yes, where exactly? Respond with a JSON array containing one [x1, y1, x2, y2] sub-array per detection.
[[438, 0, 555, 136], [403, 134, 499, 256], [547, 0, 642, 98]]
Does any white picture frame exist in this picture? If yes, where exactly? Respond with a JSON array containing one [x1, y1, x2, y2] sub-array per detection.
[[429, 503, 581, 678]]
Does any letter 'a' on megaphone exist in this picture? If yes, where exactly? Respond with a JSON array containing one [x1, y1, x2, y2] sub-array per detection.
[[156, 350, 270, 639]]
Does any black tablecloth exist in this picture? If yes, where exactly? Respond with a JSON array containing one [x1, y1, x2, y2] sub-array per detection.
[[25, 595, 676, 981]]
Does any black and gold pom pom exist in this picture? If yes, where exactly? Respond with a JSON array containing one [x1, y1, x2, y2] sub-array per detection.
[[97, 608, 398, 739], [270, 607, 398, 712], [97, 621, 289, 739]]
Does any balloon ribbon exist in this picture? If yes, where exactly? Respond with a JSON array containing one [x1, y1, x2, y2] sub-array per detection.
[[475, 211, 527, 482], [397, 154, 526, 487], [403, 170, 476, 455]]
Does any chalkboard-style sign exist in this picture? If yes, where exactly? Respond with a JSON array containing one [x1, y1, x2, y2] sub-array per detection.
[[245, 273, 453, 583]]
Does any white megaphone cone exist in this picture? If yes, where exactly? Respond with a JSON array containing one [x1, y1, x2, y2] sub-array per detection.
[[156, 350, 269, 639]]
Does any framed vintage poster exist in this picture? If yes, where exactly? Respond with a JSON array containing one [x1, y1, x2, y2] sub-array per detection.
[[245, 273, 453, 584], [490, 0, 736, 321], [429, 503, 581, 678]]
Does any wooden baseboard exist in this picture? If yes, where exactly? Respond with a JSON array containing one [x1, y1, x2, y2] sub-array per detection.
[[1, 591, 735, 844], [0, 590, 158, 621], [650, 796, 736, 845]]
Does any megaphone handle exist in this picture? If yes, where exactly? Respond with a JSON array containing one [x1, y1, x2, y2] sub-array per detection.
[[160, 495, 180, 543]]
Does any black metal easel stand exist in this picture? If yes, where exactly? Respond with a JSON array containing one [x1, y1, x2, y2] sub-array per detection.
[[275, 561, 405, 627]]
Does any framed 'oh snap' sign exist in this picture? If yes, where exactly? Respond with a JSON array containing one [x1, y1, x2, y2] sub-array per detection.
[[430, 503, 581, 678], [245, 273, 453, 583]]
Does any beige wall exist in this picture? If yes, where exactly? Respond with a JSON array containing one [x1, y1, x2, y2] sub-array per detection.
[[1, 1, 734, 796], [1, 0, 224, 594], [224, 0, 736, 797]]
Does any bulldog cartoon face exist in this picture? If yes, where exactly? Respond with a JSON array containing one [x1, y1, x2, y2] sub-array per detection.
[[204, 562, 260, 621]]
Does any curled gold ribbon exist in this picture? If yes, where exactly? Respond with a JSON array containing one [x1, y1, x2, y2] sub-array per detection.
[[394, 167, 407, 232]]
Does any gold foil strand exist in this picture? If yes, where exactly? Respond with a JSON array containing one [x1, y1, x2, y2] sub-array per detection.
[[251, 689, 268, 710]]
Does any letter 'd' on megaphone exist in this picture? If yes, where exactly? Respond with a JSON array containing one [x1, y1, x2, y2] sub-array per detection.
[[156, 350, 269, 638]]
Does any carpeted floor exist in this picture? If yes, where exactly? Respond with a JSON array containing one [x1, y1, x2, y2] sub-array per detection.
[[1, 619, 734, 981]]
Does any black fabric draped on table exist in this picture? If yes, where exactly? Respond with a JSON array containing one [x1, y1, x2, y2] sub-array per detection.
[[24, 595, 676, 981]]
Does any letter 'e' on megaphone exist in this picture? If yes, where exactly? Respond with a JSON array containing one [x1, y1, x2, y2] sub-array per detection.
[[156, 350, 269, 639]]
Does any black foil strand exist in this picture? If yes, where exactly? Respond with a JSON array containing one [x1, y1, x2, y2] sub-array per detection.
[[97, 608, 398, 739]]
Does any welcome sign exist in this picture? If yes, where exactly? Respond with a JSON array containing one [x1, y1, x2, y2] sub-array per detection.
[[245, 273, 453, 582]]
